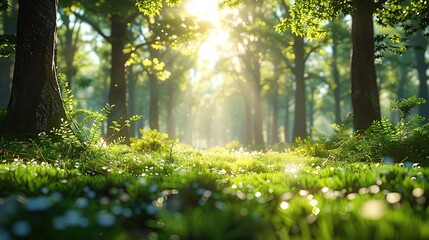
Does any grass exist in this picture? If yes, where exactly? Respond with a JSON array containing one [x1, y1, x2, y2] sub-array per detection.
[[0, 140, 428, 240]]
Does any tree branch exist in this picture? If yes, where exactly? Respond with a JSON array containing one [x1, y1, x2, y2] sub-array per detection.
[[73, 11, 111, 42]]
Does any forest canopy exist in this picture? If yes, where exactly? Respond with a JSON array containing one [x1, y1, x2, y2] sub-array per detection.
[[0, 0, 427, 147]]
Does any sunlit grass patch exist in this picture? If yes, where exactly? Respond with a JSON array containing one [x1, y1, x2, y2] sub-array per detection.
[[0, 139, 428, 239]]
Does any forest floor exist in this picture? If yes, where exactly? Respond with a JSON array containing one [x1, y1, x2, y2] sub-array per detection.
[[0, 140, 428, 240]]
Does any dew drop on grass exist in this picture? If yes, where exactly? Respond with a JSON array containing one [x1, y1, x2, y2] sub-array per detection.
[[321, 187, 329, 193], [12, 221, 31, 237], [52, 216, 66, 230], [240, 208, 249, 216], [360, 200, 386, 220], [386, 192, 402, 204], [346, 193, 358, 200], [0, 227, 11, 240], [25, 196, 51, 211], [299, 190, 309, 197], [280, 201, 289, 210], [312, 207, 320, 215], [382, 156, 395, 165], [96, 211, 116, 227], [40, 187, 49, 194], [412, 188, 424, 198], [75, 197, 89, 208], [358, 188, 369, 195], [369, 185, 380, 194]]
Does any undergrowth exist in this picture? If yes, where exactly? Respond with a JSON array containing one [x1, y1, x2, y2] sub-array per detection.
[[0, 97, 428, 239]]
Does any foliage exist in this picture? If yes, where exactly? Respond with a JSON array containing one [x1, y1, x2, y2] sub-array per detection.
[[276, 0, 428, 37], [225, 140, 241, 151], [130, 129, 177, 154], [330, 97, 429, 164], [136, 0, 182, 16], [0, 34, 15, 58], [37, 76, 141, 158], [0, 140, 428, 239], [0, 1, 15, 58], [295, 137, 331, 158]]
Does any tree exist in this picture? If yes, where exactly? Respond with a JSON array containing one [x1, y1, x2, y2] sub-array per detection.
[[0, 0, 16, 109], [277, 0, 428, 131], [2, 0, 66, 136], [412, 30, 429, 120], [57, 0, 82, 89]]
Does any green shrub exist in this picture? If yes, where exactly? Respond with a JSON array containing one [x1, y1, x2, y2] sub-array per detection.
[[225, 140, 241, 151], [130, 129, 177, 154], [295, 136, 331, 158], [330, 97, 429, 164]]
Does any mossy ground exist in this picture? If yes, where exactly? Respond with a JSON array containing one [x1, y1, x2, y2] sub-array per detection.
[[0, 141, 428, 240]]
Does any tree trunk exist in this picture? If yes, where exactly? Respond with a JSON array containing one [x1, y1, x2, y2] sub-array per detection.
[[166, 81, 176, 138], [127, 66, 138, 137], [284, 94, 290, 142], [59, 10, 79, 89], [270, 78, 280, 144], [0, 0, 17, 109], [3, 0, 66, 136], [253, 84, 264, 146], [292, 35, 308, 140], [106, 14, 129, 142], [413, 30, 429, 119], [332, 40, 342, 124], [350, 0, 381, 131], [149, 73, 160, 130], [308, 83, 315, 137]]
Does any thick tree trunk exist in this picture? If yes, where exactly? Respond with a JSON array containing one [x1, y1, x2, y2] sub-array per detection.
[[3, 0, 66, 136], [0, 57, 12, 109], [413, 30, 429, 119], [106, 14, 129, 142], [0, 0, 17, 109], [332, 41, 342, 124], [350, 1, 381, 131], [292, 35, 308, 140]]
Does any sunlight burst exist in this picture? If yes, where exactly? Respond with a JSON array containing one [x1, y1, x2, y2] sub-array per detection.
[[186, 0, 230, 66], [186, 0, 220, 24]]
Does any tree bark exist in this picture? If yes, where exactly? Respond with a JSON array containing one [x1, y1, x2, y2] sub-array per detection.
[[0, 0, 17, 109], [106, 13, 129, 142], [332, 41, 342, 124], [127, 66, 138, 137], [253, 83, 264, 146], [284, 94, 290, 142], [292, 35, 308, 140], [166, 81, 176, 138], [3, 0, 66, 136], [350, 0, 381, 131], [149, 72, 160, 130], [58, 9, 80, 89], [270, 77, 280, 144], [413, 30, 429, 119]]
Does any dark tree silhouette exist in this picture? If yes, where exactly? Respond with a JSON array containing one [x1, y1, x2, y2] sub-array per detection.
[[2, 0, 66, 137]]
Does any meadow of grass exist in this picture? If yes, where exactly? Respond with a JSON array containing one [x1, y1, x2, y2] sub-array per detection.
[[0, 137, 428, 240], [1, 97, 428, 239]]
